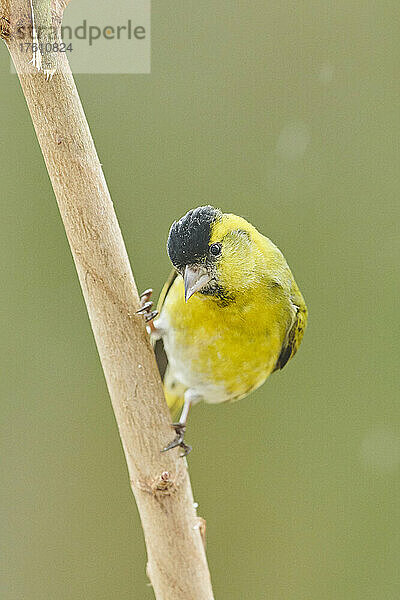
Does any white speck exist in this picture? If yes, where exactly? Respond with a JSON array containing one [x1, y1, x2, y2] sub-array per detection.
[[44, 68, 56, 82], [276, 122, 311, 160], [318, 63, 334, 84], [138, 364, 142, 369], [193, 523, 201, 530], [193, 502, 199, 509], [28, 0, 42, 72], [360, 428, 400, 473]]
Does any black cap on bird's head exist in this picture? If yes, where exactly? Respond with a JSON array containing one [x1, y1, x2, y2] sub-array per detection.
[[167, 206, 223, 301], [167, 205, 222, 269]]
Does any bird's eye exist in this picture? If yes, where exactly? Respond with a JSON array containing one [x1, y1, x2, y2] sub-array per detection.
[[209, 243, 222, 256]]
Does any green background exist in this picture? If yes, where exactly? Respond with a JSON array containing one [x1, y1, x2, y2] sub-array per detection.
[[1, 2, 399, 599]]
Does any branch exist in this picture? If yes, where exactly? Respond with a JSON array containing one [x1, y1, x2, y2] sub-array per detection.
[[1, 2, 214, 598]]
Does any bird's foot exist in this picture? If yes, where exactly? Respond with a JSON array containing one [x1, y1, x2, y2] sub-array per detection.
[[136, 289, 158, 331], [161, 423, 192, 457]]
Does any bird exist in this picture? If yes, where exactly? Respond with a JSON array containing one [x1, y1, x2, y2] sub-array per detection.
[[138, 205, 307, 455]]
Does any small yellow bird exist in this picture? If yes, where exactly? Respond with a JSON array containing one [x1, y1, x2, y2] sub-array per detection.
[[139, 206, 307, 455]]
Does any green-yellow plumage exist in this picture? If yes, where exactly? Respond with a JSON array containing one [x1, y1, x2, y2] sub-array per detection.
[[153, 207, 307, 424]]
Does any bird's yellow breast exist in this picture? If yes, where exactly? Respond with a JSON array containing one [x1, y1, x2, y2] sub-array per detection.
[[160, 275, 292, 403]]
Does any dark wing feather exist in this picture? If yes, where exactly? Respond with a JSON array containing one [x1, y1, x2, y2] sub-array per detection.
[[153, 270, 178, 379], [274, 292, 307, 372], [154, 339, 169, 380]]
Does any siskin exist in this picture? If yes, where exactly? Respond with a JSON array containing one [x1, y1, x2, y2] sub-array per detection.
[[139, 206, 307, 455]]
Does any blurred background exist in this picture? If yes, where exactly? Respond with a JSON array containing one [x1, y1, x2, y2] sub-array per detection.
[[1, 2, 399, 599]]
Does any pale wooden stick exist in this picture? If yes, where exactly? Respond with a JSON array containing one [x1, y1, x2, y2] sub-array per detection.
[[1, 3, 214, 598]]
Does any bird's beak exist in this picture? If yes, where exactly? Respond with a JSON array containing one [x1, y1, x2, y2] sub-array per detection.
[[184, 265, 211, 302]]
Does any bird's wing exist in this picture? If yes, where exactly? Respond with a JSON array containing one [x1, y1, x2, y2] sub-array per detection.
[[274, 288, 308, 371], [156, 269, 178, 314], [153, 270, 178, 379]]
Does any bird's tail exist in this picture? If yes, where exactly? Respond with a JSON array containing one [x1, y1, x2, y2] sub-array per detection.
[[163, 366, 186, 419]]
